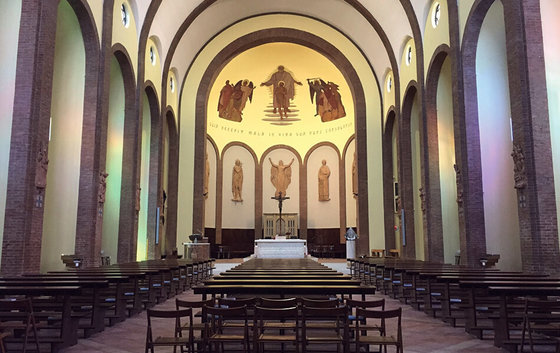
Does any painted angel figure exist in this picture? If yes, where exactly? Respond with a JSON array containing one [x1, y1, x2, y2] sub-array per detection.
[[269, 158, 294, 198]]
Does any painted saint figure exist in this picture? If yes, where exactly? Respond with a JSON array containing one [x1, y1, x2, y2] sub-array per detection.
[[318, 160, 331, 201], [275, 81, 289, 119], [232, 159, 243, 202], [217, 80, 233, 119], [261, 65, 302, 115], [307, 78, 346, 122], [218, 79, 254, 122], [269, 157, 295, 198]]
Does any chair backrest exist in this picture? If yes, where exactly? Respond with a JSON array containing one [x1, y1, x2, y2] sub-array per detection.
[[176, 298, 215, 310], [356, 307, 402, 343], [146, 308, 193, 339], [301, 297, 340, 308], [259, 297, 298, 308], [302, 305, 348, 323], [203, 305, 247, 320], [254, 305, 299, 320], [346, 298, 385, 310], [218, 297, 257, 309]]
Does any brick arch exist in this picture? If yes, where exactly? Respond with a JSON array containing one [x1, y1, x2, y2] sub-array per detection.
[[399, 82, 419, 258], [190, 28, 372, 255], [421, 44, 455, 262], [383, 108, 398, 250]]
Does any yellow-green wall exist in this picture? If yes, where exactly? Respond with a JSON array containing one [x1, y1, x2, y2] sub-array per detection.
[[424, 0, 450, 77], [112, 0, 137, 81], [102, 57, 125, 263], [437, 58, 460, 263], [476, 1, 521, 271], [0, 0, 22, 265], [41, 0, 85, 272], [411, 94, 425, 260], [137, 92, 150, 261], [540, 0, 560, 245]]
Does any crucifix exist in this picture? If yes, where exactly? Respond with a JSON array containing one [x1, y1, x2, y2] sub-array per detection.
[[271, 191, 290, 236]]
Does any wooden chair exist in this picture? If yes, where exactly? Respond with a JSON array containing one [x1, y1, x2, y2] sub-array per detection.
[[355, 307, 403, 353], [300, 298, 340, 308], [203, 305, 249, 353], [0, 298, 41, 353], [145, 308, 192, 353], [301, 306, 349, 353], [346, 298, 385, 343], [253, 306, 299, 353], [176, 298, 215, 351], [520, 299, 560, 353], [388, 249, 400, 258]]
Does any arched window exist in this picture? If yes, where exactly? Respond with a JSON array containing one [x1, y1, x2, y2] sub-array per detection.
[[387, 76, 392, 92], [149, 46, 156, 65], [432, 3, 441, 28], [170, 76, 175, 93], [120, 3, 130, 28], [406, 46, 412, 66]]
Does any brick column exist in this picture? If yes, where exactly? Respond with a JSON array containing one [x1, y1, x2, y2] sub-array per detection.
[[454, 1, 489, 266], [74, 0, 109, 268], [1, 0, 58, 275], [503, 0, 559, 274]]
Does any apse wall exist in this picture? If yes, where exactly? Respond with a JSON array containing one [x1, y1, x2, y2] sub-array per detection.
[[540, 0, 560, 239], [41, 0, 85, 271], [0, 0, 21, 263], [177, 14, 383, 251], [476, 1, 521, 271]]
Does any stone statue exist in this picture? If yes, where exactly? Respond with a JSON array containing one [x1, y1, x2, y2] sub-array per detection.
[[98, 171, 108, 204], [269, 157, 294, 198], [232, 159, 243, 202], [135, 184, 141, 213], [35, 143, 49, 189], [352, 152, 358, 197], [511, 143, 528, 189], [419, 187, 426, 214], [453, 164, 464, 206], [204, 152, 210, 198], [318, 159, 331, 201]]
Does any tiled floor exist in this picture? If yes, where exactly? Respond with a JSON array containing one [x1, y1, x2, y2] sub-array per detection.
[[60, 260, 503, 353]]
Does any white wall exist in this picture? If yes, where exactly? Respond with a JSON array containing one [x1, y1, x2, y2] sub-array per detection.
[[307, 146, 340, 229], [540, 0, 560, 244], [476, 1, 521, 271], [0, 0, 21, 264], [41, 0, 85, 271], [437, 57, 460, 263], [221, 146, 255, 229]]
